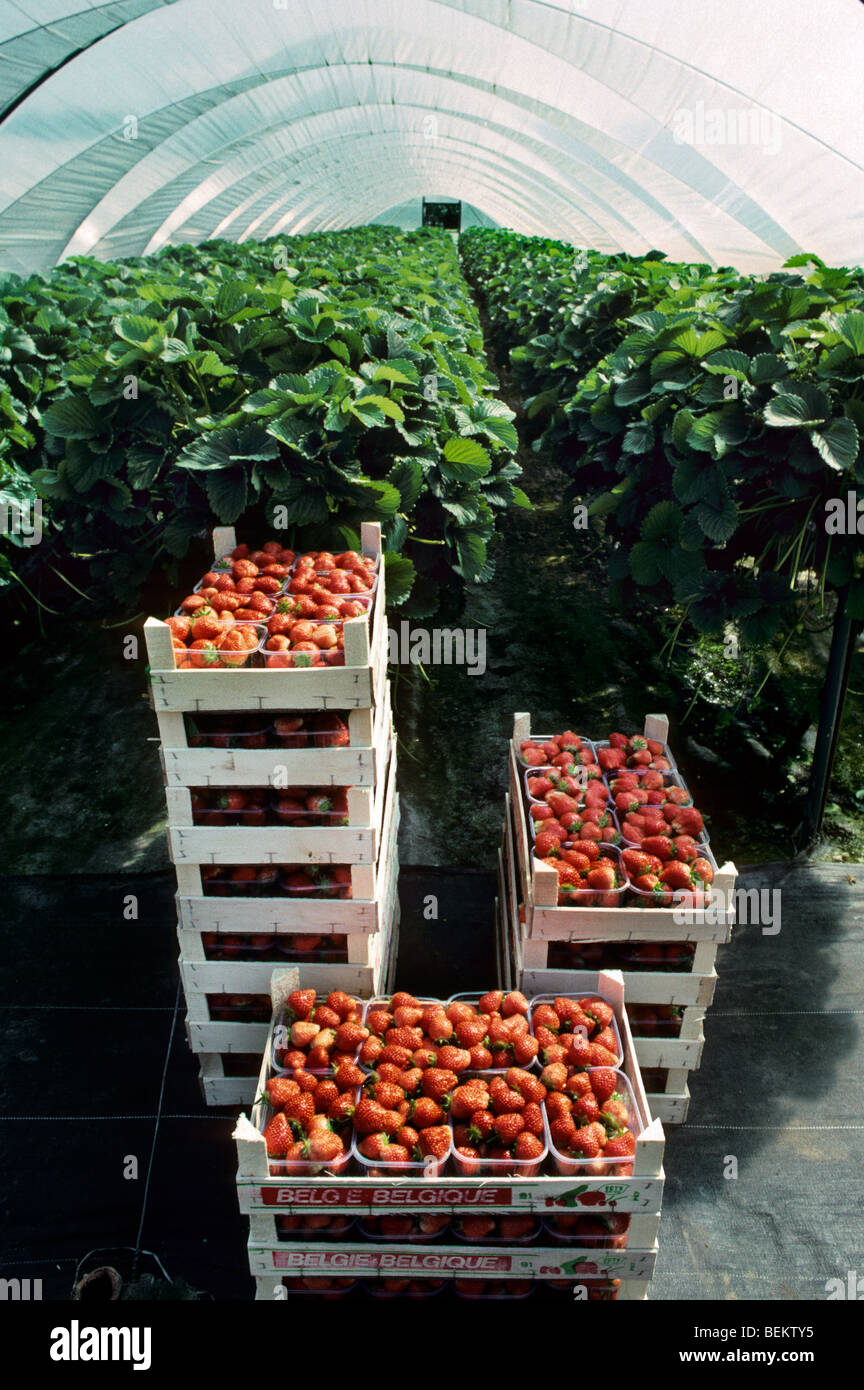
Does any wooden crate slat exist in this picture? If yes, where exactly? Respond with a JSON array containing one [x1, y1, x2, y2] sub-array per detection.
[[161, 694, 389, 788]]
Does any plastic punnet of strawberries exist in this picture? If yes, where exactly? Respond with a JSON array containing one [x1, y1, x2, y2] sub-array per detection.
[[543, 1066, 638, 1176], [537, 839, 626, 907], [450, 1070, 547, 1176], [272, 989, 368, 1073], [360, 990, 540, 1075], [528, 772, 619, 851], [519, 732, 596, 771], [531, 995, 622, 1069], [597, 732, 673, 775]]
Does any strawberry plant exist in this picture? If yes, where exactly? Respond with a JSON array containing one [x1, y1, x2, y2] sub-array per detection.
[[1, 227, 525, 611]]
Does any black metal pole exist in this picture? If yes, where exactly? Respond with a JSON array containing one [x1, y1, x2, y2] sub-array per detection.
[[795, 590, 860, 853]]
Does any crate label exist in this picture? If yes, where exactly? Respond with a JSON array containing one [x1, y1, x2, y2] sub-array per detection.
[[261, 1185, 513, 1208], [271, 1250, 518, 1272]]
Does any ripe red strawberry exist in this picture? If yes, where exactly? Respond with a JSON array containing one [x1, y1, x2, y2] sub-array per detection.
[[421, 1069, 458, 1103], [564, 1033, 591, 1068], [334, 1062, 365, 1092], [354, 1098, 389, 1135], [285, 1092, 315, 1128], [478, 990, 503, 1014], [469, 1045, 494, 1069], [622, 849, 653, 877], [545, 1092, 572, 1120], [455, 1017, 488, 1048], [410, 1097, 445, 1129], [570, 1124, 603, 1158], [312, 1080, 339, 1111], [580, 998, 614, 1029], [326, 991, 356, 1020], [357, 1133, 392, 1160], [513, 1034, 540, 1065], [395, 1125, 420, 1152], [489, 1078, 525, 1113], [378, 1044, 413, 1068], [594, 1026, 618, 1055], [567, 839, 600, 862], [573, 1092, 600, 1123], [306, 1130, 345, 1163], [468, 1109, 495, 1140], [386, 1026, 423, 1050], [521, 1102, 544, 1136], [265, 1077, 299, 1111], [435, 1045, 471, 1073], [514, 1131, 544, 1161], [672, 835, 699, 862], [587, 864, 617, 890], [367, 1080, 406, 1110], [640, 835, 673, 861], [450, 1080, 491, 1120], [335, 1020, 368, 1051], [663, 804, 704, 837], [535, 830, 563, 858], [588, 1043, 619, 1067], [327, 1094, 355, 1126], [366, 1009, 393, 1036], [692, 857, 715, 885], [549, 1115, 578, 1149], [660, 861, 693, 890], [460, 1215, 496, 1239], [418, 1126, 451, 1160], [263, 1112, 292, 1155], [493, 1112, 525, 1145], [604, 1130, 636, 1158], [287, 989, 316, 1019], [505, 1068, 547, 1104], [540, 1062, 568, 1091]]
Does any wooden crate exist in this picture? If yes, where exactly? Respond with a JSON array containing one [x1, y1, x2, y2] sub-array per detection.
[[160, 680, 392, 791], [144, 522, 387, 716], [234, 968, 665, 1220], [175, 755, 399, 934], [164, 723, 393, 867], [511, 713, 737, 942], [503, 791, 719, 1006], [245, 1233, 657, 1280]]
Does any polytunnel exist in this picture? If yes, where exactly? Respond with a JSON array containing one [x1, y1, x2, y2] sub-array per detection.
[[0, 0, 863, 272]]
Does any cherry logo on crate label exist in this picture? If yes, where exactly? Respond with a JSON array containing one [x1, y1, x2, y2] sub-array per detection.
[[260, 1185, 512, 1207]]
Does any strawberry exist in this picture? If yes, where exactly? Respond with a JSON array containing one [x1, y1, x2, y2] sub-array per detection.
[[335, 1020, 368, 1051], [287, 989, 316, 1019], [521, 1102, 544, 1136], [327, 1094, 355, 1126], [460, 1215, 496, 1239], [366, 1009, 393, 1036], [572, 1093, 600, 1123], [535, 830, 563, 858], [418, 1126, 451, 1160], [493, 1112, 525, 1145], [265, 1077, 299, 1111], [549, 1115, 578, 1150], [640, 835, 673, 861], [410, 1097, 445, 1129], [469, 1045, 494, 1069], [334, 1062, 365, 1092], [468, 1109, 496, 1141], [354, 1098, 389, 1135], [580, 997, 614, 1029], [692, 857, 715, 885], [545, 1092, 573, 1120], [622, 849, 653, 878], [663, 804, 704, 837], [450, 1080, 491, 1120], [514, 1132, 544, 1161], [358, 1133, 392, 1161], [601, 1097, 630, 1130], [513, 1033, 540, 1065], [366, 1080, 406, 1110], [660, 861, 693, 890], [567, 839, 600, 862], [455, 1017, 488, 1049], [505, 1068, 547, 1104], [672, 835, 700, 863], [478, 990, 504, 1015], [588, 1043, 620, 1067], [587, 864, 617, 890], [263, 1112, 292, 1155], [306, 1130, 345, 1163], [435, 1045, 471, 1073], [604, 1130, 636, 1159], [421, 1069, 458, 1103], [395, 1125, 420, 1152]]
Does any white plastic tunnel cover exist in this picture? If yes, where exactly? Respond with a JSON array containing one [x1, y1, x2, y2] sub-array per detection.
[[0, 0, 862, 273]]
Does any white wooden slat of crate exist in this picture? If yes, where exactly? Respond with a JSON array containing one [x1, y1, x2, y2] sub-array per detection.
[[160, 684, 392, 789], [243, 1234, 658, 1281], [647, 1087, 691, 1124], [174, 766, 399, 936], [183, 875, 400, 1044]]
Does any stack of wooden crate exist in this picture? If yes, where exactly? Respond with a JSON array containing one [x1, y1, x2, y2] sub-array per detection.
[[500, 712, 736, 1124], [143, 522, 398, 1106], [234, 968, 665, 1302]]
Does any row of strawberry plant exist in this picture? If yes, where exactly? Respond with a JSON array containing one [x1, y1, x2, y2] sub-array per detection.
[[0, 227, 526, 611], [460, 228, 864, 639]]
